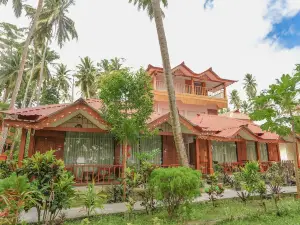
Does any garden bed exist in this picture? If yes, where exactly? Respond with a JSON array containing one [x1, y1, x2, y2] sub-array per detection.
[[63, 195, 300, 225]]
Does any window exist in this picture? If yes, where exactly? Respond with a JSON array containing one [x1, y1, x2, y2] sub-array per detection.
[[128, 136, 162, 165], [212, 141, 237, 163], [260, 143, 269, 162], [64, 132, 114, 165], [247, 141, 257, 161]]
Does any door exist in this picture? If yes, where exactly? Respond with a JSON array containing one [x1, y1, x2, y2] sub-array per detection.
[[162, 136, 178, 165], [34, 136, 65, 160]]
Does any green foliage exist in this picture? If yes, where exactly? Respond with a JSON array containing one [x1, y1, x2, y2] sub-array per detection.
[[40, 80, 60, 105], [20, 150, 75, 224], [205, 173, 224, 207], [0, 160, 17, 179], [99, 68, 154, 145], [77, 182, 106, 217], [0, 173, 36, 224], [229, 90, 241, 110], [128, 0, 168, 20], [150, 167, 201, 217], [250, 71, 300, 136]]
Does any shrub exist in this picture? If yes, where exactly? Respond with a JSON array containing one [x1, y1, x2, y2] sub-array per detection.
[[0, 160, 17, 179], [0, 173, 36, 224], [78, 182, 106, 217], [150, 167, 201, 217], [20, 150, 75, 225], [205, 173, 224, 207]]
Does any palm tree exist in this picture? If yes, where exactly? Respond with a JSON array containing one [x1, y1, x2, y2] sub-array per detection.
[[241, 101, 250, 114], [53, 64, 71, 102], [98, 57, 125, 73], [29, 0, 78, 105], [129, 0, 189, 166], [243, 73, 257, 100], [0, 50, 29, 103], [0, 0, 44, 153], [229, 90, 242, 110], [75, 57, 98, 99]]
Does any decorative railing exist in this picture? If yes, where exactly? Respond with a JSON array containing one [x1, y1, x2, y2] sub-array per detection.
[[65, 164, 123, 185], [155, 81, 225, 99]]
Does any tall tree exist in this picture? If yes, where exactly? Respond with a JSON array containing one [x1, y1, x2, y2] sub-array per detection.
[[52, 63, 71, 102], [75, 57, 98, 98], [129, 0, 189, 166], [29, 0, 77, 105], [250, 71, 300, 197], [229, 89, 241, 110], [99, 68, 153, 200], [243, 73, 257, 100], [0, 0, 44, 153], [241, 100, 250, 114]]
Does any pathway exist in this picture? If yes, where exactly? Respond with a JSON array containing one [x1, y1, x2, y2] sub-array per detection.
[[21, 186, 297, 223]]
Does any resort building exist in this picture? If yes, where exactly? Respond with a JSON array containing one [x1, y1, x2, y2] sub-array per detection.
[[1, 62, 299, 185]]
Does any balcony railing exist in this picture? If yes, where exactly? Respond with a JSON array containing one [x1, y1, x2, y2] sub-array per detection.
[[155, 81, 225, 99]]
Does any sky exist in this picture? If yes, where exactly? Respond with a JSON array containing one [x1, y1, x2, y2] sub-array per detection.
[[0, 0, 300, 102]]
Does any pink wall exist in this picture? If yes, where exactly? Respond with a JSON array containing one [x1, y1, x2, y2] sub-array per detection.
[[154, 101, 217, 119]]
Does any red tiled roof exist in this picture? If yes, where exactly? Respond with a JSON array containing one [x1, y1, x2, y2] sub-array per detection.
[[191, 114, 279, 142], [147, 62, 237, 87], [0, 98, 102, 121], [220, 109, 250, 120]]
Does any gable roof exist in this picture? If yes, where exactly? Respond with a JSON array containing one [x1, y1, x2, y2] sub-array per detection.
[[147, 62, 237, 88], [1, 98, 102, 122], [191, 114, 280, 142]]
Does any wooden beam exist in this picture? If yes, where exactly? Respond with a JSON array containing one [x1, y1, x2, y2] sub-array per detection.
[[18, 128, 27, 167], [191, 77, 195, 94], [28, 129, 35, 157], [207, 140, 213, 174], [256, 142, 261, 162], [43, 127, 107, 132]]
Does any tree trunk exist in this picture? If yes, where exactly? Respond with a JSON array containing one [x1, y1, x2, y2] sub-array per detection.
[[22, 46, 36, 108], [151, 0, 189, 167], [0, 0, 44, 153], [36, 39, 48, 106], [122, 140, 127, 201], [28, 83, 36, 107], [290, 111, 300, 198]]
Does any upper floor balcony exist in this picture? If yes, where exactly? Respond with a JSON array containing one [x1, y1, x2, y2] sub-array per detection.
[[147, 62, 237, 109], [153, 80, 228, 108]]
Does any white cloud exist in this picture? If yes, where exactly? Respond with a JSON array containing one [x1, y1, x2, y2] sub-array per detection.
[[0, 0, 299, 104]]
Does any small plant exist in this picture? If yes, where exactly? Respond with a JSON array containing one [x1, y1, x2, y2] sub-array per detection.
[[0, 173, 37, 225], [150, 167, 201, 218], [80, 218, 90, 225], [267, 163, 285, 215], [257, 181, 267, 212], [0, 160, 17, 179], [205, 173, 224, 207], [125, 196, 136, 220], [78, 182, 106, 217]]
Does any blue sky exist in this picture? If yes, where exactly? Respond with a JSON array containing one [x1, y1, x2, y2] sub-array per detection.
[[266, 11, 300, 49]]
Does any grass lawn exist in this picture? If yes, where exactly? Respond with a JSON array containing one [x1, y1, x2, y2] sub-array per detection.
[[65, 195, 300, 225]]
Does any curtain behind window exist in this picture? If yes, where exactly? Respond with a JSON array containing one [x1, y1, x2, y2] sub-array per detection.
[[212, 141, 237, 163], [247, 141, 257, 161], [64, 132, 114, 165], [127, 135, 162, 165], [259, 143, 269, 162]]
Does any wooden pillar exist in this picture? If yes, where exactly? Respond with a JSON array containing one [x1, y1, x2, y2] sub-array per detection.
[[195, 138, 200, 170], [276, 143, 281, 161], [153, 75, 157, 90], [223, 83, 227, 99], [256, 142, 262, 171], [28, 129, 35, 157], [256, 142, 261, 162], [191, 78, 195, 94], [18, 128, 27, 167], [207, 140, 213, 174]]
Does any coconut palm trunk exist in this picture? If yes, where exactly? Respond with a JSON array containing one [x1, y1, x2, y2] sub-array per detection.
[[290, 110, 300, 197], [151, 0, 189, 167], [0, 0, 44, 153], [36, 39, 48, 106], [22, 46, 36, 108]]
